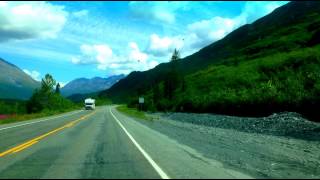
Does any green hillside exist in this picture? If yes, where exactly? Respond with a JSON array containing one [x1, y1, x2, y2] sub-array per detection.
[[143, 45, 320, 120], [0, 58, 40, 100], [100, 1, 320, 103], [100, 1, 320, 121]]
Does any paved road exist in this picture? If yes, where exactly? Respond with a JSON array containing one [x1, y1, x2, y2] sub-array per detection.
[[0, 106, 252, 179]]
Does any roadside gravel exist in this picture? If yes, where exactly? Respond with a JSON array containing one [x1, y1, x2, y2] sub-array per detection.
[[154, 112, 320, 141], [131, 112, 320, 178]]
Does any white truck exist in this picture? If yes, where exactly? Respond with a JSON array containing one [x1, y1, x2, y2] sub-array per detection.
[[84, 98, 95, 110]]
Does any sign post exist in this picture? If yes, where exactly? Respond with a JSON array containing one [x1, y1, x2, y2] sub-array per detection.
[[138, 97, 144, 111]]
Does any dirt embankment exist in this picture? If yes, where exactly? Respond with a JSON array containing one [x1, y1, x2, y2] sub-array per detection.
[[134, 112, 320, 178]]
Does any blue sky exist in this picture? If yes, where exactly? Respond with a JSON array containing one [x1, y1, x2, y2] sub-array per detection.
[[0, 1, 288, 86]]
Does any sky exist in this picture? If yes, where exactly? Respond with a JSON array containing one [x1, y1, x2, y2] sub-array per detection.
[[0, 1, 289, 87]]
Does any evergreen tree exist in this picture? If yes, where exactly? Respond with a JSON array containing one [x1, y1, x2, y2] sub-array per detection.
[[181, 76, 186, 92], [152, 83, 160, 104], [55, 83, 61, 94], [170, 48, 180, 71], [171, 48, 180, 61], [26, 74, 73, 113], [41, 74, 56, 94], [164, 49, 181, 100]]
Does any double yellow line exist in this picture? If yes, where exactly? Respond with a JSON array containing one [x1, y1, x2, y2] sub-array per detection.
[[0, 111, 96, 158]]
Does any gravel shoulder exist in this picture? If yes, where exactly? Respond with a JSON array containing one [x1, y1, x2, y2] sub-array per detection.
[[130, 111, 320, 178]]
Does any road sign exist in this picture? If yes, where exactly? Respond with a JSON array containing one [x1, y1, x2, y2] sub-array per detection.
[[139, 97, 144, 104]]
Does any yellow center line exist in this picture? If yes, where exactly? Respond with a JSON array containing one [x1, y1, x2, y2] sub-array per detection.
[[0, 140, 37, 157], [0, 111, 96, 158], [12, 141, 38, 154]]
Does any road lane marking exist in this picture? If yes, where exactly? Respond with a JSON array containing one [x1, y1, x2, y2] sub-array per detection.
[[12, 141, 38, 153], [109, 108, 170, 179], [0, 140, 37, 157], [0, 111, 96, 158], [0, 110, 83, 132]]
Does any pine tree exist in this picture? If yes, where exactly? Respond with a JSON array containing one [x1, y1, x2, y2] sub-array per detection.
[[55, 83, 61, 94], [41, 74, 56, 94], [170, 48, 180, 70], [164, 49, 181, 100], [181, 76, 186, 92]]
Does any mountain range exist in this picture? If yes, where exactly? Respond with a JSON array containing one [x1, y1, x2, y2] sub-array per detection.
[[0, 58, 40, 100], [61, 74, 125, 97], [0, 58, 125, 100]]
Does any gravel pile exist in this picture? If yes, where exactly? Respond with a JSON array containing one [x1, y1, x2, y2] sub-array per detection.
[[152, 111, 320, 140]]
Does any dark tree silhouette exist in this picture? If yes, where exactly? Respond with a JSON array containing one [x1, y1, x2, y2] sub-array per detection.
[[164, 49, 181, 100], [55, 83, 61, 94]]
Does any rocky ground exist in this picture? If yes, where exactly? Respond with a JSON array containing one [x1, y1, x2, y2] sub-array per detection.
[[154, 112, 320, 141], [132, 111, 320, 178]]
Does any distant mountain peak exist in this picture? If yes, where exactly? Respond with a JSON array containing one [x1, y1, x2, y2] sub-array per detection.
[[0, 58, 40, 100], [61, 74, 125, 97], [0, 58, 19, 69]]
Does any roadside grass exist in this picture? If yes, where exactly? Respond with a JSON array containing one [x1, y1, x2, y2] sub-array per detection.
[[0, 108, 81, 125], [116, 105, 152, 121]]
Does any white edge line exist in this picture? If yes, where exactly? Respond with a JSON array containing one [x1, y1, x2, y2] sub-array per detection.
[[109, 108, 170, 179], [0, 110, 83, 131]]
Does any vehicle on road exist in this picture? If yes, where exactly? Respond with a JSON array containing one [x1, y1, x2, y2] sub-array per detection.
[[84, 98, 95, 110]]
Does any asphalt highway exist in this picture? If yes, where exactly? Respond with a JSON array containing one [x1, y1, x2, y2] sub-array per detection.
[[0, 106, 252, 179]]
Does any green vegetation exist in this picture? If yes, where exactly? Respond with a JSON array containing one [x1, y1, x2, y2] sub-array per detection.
[[116, 105, 151, 121], [100, 2, 320, 121], [0, 110, 72, 125], [0, 74, 80, 125], [141, 45, 320, 121], [26, 74, 78, 113], [100, 2, 320, 104], [164, 48, 182, 100], [95, 98, 112, 106], [0, 99, 27, 115], [55, 83, 61, 94]]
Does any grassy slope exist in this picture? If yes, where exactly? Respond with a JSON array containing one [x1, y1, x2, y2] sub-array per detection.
[[171, 46, 320, 119], [101, 1, 320, 104], [141, 18, 320, 121], [100, 2, 320, 121], [116, 105, 151, 121]]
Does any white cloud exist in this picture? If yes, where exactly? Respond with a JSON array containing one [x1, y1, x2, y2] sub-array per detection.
[[148, 60, 159, 69], [111, 69, 132, 76], [71, 42, 157, 75], [95, 44, 113, 64], [105, 42, 155, 73], [128, 42, 148, 63], [146, 34, 184, 57], [0, 1, 7, 7], [145, 1, 288, 59], [23, 69, 41, 81], [187, 16, 236, 49], [72, 9, 88, 18], [129, 1, 189, 24], [236, 1, 287, 25], [0, 1, 68, 42], [72, 44, 114, 66], [71, 57, 80, 64]]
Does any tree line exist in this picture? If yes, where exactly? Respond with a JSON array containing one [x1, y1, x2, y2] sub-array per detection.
[[129, 48, 186, 112], [26, 74, 76, 113]]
